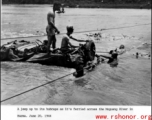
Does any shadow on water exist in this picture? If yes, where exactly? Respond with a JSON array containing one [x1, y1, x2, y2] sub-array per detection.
[[74, 78, 88, 87]]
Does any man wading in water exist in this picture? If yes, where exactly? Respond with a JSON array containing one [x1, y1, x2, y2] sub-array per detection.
[[95, 44, 126, 67], [95, 50, 118, 67], [46, 12, 60, 54]]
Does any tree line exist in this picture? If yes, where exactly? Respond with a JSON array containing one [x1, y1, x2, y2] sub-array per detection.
[[2, 0, 151, 5]]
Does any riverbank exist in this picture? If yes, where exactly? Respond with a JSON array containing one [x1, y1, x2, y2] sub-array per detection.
[[2, 3, 151, 9], [69, 3, 151, 9]]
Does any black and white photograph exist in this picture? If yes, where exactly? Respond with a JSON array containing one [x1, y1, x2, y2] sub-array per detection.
[[1, 0, 151, 119]]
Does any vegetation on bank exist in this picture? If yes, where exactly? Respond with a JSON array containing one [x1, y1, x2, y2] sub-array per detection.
[[2, 0, 151, 9]]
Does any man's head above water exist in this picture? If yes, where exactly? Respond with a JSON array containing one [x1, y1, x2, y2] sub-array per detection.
[[109, 50, 118, 59], [66, 26, 74, 35], [119, 44, 125, 49]]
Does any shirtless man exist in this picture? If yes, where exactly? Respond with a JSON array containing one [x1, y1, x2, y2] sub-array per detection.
[[61, 26, 86, 53], [46, 12, 60, 54], [95, 50, 118, 67]]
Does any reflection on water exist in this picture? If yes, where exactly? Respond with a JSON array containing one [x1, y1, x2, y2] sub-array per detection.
[[1, 5, 151, 105]]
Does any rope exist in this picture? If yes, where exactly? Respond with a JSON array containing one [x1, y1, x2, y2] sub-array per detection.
[[1, 70, 75, 103], [100, 23, 151, 31], [1, 64, 91, 103], [1, 23, 151, 41], [1, 47, 149, 103]]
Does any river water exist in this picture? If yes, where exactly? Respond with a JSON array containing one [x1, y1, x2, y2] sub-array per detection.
[[1, 5, 151, 105]]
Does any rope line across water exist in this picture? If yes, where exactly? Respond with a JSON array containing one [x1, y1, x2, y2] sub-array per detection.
[[1, 70, 76, 103], [1, 23, 151, 40], [1, 64, 93, 103]]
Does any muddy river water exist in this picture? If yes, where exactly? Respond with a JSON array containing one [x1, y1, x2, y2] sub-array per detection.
[[1, 5, 151, 105]]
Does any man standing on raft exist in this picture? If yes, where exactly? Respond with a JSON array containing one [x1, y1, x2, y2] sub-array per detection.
[[46, 12, 60, 54]]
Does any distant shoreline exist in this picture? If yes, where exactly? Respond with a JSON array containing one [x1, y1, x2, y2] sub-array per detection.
[[2, 3, 151, 9], [70, 3, 151, 9]]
